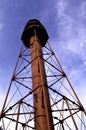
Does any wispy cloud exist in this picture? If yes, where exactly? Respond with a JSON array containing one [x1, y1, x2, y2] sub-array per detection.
[[0, 23, 4, 31], [53, 0, 86, 62], [48, 0, 86, 109], [0, 4, 5, 30], [0, 87, 6, 111], [78, 0, 86, 18]]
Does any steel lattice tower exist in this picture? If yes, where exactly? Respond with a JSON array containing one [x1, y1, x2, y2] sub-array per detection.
[[0, 19, 86, 130]]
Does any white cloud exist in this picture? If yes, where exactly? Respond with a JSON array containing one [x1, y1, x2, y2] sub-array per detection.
[[50, 1, 86, 113], [78, 86, 86, 108], [53, 0, 86, 65], [0, 87, 6, 111], [84, 60, 86, 65], [0, 8, 4, 30], [56, 0, 68, 16], [78, 0, 86, 18], [0, 23, 4, 30]]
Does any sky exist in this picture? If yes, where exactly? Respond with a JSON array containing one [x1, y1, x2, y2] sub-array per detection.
[[0, 0, 86, 111]]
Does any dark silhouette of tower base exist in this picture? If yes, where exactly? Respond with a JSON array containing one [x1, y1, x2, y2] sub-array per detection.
[[0, 19, 86, 130]]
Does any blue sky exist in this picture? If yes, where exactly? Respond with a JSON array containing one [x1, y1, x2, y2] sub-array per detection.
[[0, 0, 86, 109]]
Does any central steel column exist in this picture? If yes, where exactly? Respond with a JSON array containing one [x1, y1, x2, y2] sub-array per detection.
[[21, 19, 54, 130]]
